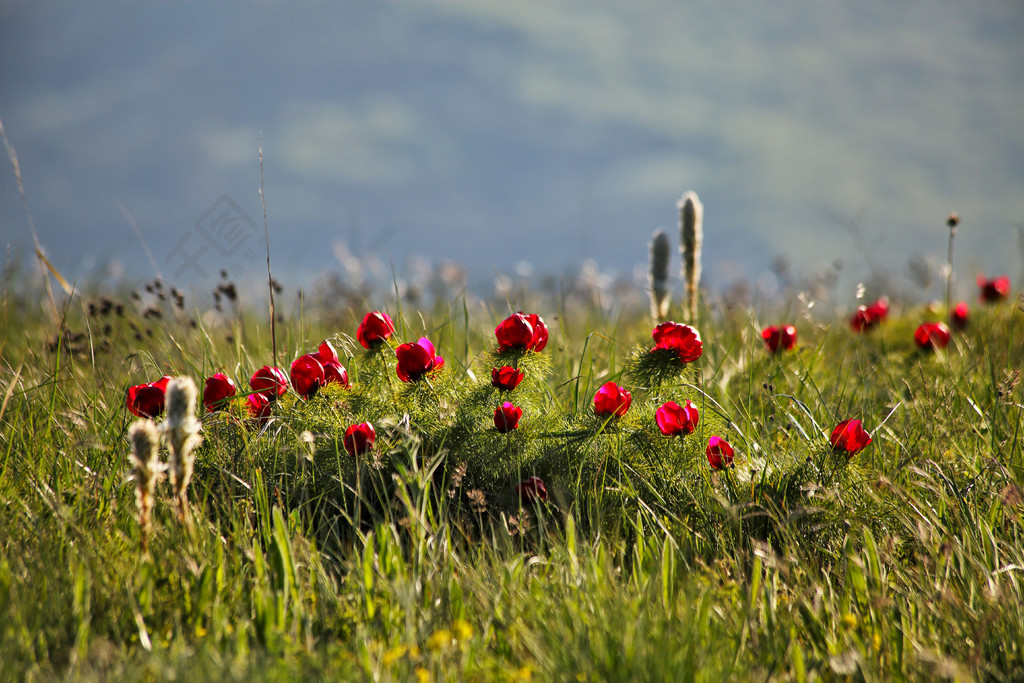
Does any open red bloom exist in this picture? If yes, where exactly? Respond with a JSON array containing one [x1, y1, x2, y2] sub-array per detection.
[[290, 354, 326, 399], [395, 337, 444, 382], [914, 321, 951, 350], [829, 419, 872, 455], [343, 422, 376, 456], [950, 301, 969, 330], [246, 392, 272, 425], [656, 400, 699, 437], [651, 322, 703, 362], [516, 476, 548, 504], [850, 297, 890, 332], [761, 325, 797, 353], [494, 402, 523, 433], [594, 381, 632, 417], [706, 436, 734, 470], [250, 366, 288, 399], [126, 375, 172, 418], [357, 311, 396, 349], [202, 372, 237, 412], [491, 366, 525, 391], [978, 275, 1010, 303], [495, 313, 534, 351]]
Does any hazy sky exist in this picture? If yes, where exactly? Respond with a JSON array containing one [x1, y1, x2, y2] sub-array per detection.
[[1, 1, 1022, 301]]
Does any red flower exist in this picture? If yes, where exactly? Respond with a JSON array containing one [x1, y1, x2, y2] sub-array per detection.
[[706, 436, 734, 470], [491, 366, 525, 391], [314, 340, 339, 365], [343, 422, 376, 457], [655, 400, 699, 437], [978, 275, 1010, 303], [516, 476, 548, 503], [202, 372, 237, 412], [523, 313, 549, 352], [395, 337, 444, 382], [829, 419, 872, 455], [357, 311, 396, 349], [322, 361, 351, 388], [290, 354, 326, 399], [494, 402, 523, 433], [246, 392, 272, 425], [250, 366, 288, 399], [761, 325, 797, 353], [850, 297, 890, 332], [126, 376, 172, 418], [914, 321, 951, 351], [950, 301, 968, 330], [594, 381, 632, 418], [494, 312, 549, 352], [651, 322, 703, 362]]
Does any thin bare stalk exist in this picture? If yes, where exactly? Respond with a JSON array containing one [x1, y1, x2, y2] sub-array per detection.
[[259, 132, 277, 368]]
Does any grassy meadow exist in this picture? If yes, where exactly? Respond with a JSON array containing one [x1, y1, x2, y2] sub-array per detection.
[[1, 264, 1023, 681]]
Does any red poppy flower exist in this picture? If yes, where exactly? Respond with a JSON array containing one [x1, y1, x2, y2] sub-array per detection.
[[914, 321, 951, 351], [290, 354, 326, 399], [250, 366, 288, 399], [202, 372, 237, 412], [322, 361, 351, 388], [706, 436, 734, 470], [655, 400, 699, 437], [850, 297, 890, 332], [494, 402, 523, 433], [829, 419, 872, 455], [357, 311, 396, 349], [343, 422, 376, 457], [977, 275, 1010, 303], [950, 301, 968, 330], [491, 366, 525, 391], [126, 375, 172, 418], [761, 325, 797, 353], [516, 476, 548, 503], [246, 392, 272, 425], [594, 381, 632, 417], [395, 337, 444, 382], [651, 322, 703, 362]]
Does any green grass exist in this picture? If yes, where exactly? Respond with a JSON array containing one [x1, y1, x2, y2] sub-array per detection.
[[1, 281, 1023, 681]]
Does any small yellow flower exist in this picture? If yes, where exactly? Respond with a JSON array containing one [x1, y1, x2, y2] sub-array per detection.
[[453, 619, 473, 642], [841, 613, 858, 629], [427, 629, 452, 651], [515, 665, 533, 680], [382, 645, 407, 667], [415, 667, 430, 683]]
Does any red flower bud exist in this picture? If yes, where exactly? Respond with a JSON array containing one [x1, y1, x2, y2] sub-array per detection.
[[491, 366, 525, 391], [250, 365, 288, 399], [202, 372, 237, 412], [594, 381, 632, 418], [761, 325, 797, 353], [829, 419, 872, 455], [651, 322, 703, 362], [950, 301, 968, 330], [977, 275, 1010, 304], [395, 337, 444, 382], [850, 297, 890, 332], [357, 311, 396, 349], [516, 476, 548, 503], [322, 360, 350, 388], [655, 400, 699, 437], [914, 321, 951, 351], [290, 354, 326, 399], [126, 375, 172, 418], [343, 422, 376, 457], [315, 340, 339, 365], [706, 435, 734, 470], [495, 313, 535, 351], [494, 401, 523, 433]]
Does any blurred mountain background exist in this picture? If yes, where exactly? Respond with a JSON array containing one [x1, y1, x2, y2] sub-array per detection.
[[1, 1, 1022, 304]]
